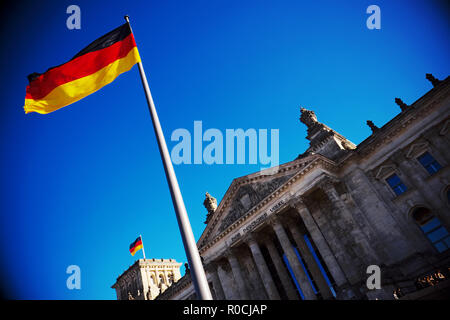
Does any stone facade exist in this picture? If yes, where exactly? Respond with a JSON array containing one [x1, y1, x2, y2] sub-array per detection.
[[157, 74, 449, 300], [112, 258, 182, 300]]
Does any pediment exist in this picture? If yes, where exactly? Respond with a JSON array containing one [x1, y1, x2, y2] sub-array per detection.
[[405, 142, 428, 159], [375, 164, 396, 180], [198, 154, 334, 248], [217, 174, 294, 233]]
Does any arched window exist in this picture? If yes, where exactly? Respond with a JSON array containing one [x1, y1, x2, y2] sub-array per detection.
[[159, 273, 165, 285], [167, 273, 174, 284], [412, 207, 450, 253], [150, 274, 156, 285]]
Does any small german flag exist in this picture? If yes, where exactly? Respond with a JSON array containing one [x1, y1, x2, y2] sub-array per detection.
[[24, 22, 141, 114], [129, 236, 143, 256]]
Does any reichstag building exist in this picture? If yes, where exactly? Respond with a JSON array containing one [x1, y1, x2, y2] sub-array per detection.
[[113, 74, 450, 300]]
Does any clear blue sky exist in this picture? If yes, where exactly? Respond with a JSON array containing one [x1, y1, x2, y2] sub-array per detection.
[[0, 0, 448, 299]]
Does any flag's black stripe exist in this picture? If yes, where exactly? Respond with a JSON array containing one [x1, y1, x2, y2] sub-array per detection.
[[71, 23, 132, 60], [129, 236, 142, 249], [27, 22, 132, 83]]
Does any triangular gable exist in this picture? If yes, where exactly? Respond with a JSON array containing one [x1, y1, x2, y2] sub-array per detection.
[[375, 164, 396, 180], [197, 154, 326, 247]]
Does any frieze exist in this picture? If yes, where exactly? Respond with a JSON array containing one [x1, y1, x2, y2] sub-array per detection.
[[242, 212, 268, 234], [269, 199, 287, 214], [227, 198, 288, 248], [230, 232, 241, 244]]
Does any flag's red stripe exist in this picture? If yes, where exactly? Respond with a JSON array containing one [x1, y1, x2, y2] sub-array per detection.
[[26, 33, 137, 100], [129, 245, 142, 254], [130, 243, 142, 251], [129, 239, 143, 252]]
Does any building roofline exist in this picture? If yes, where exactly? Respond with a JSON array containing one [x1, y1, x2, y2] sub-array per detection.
[[354, 76, 450, 155], [111, 258, 182, 288], [195, 74, 449, 252]]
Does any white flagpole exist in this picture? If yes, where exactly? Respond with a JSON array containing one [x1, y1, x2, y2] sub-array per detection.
[[140, 234, 146, 260], [124, 16, 212, 300]]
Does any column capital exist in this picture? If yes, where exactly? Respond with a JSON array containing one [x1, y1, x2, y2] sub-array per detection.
[[241, 232, 258, 246], [318, 178, 346, 207], [224, 247, 236, 259], [316, 175, 339, 193], [267, 214, 282, 228], [205, 260, 220, 272], [288, 197, 309, 211]]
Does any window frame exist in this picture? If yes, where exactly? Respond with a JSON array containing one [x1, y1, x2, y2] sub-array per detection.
[[384, 172, 408, 197], [411, 207, 450, 254], [416, 151, 442, 176]]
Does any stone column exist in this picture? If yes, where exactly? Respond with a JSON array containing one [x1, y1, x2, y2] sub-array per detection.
[[262, 235, 299, 300], [216, 262, 236, 300], [320, 178, 378, 263], [287, 218, 333, 299], [270, 217, 317, 300], [246, 234, 281, 300], [241, 252, 268, 299], [292, 199, 348, 288], [226, 250, 250, 300], [209, 263, 225, 300]]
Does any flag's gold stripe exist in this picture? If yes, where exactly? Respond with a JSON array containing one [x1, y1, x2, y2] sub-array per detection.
[[24, 47, 141, 114], [130, 244, 143, 256]]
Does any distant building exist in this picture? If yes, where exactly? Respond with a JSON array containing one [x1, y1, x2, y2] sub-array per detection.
[[118, 74, 450, 300], [112, 258, 182, 300]]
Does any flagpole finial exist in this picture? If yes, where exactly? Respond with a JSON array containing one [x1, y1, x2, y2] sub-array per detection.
[[124, 15, 130, 23]]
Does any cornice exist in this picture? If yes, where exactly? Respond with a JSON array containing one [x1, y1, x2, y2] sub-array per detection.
[[339, 78, 449, 168], [363, 82, 448, 156]]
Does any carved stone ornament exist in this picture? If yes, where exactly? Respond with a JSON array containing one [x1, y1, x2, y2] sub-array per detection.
[[300, 107, 319, 128], [204, 192, 217, 213], [218, 174, 294, 232], [395, 98, 409, 111], [426, 73, 441, 87], [203, 192, 218, 224], [366, 120, 379, 133]]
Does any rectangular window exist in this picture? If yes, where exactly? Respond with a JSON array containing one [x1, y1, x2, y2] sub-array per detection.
[[420, 217, 450, 253], [417, 152, 442, 175], [386, 173, 407, 196]]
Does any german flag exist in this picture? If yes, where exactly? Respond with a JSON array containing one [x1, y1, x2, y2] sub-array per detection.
[[24, 22, 141, 114], [129, 236, 143, 256]]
